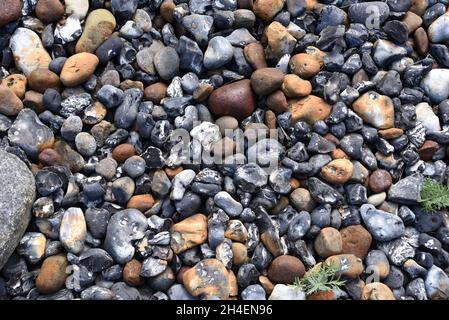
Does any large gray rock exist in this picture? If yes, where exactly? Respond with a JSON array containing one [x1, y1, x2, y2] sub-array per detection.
[[0, 150, 36, 269]]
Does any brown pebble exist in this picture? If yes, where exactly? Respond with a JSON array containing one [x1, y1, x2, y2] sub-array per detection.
[[250, 67, 284, 96], [23, 90, 44, 113], [361, 282, 395, 300], [193, 83, 214, 102], [307, 290, 335, 300], [165, 166, 183, 179], [208, 79, 255, 121], [112, 143, 136, 163], [414, 27, 428, 56], [321, 159, 354, 184], [60, 53, 99, 87], [314, 227, 343, 258], [35, 0, 65, 23], [266, 90, 288, 113], [340, 225, 372, 259], [1, 74, 27, 99], [281, 74, 312, 98], [127, 194, 155, 213], [160, 1, 176, 23], [28, 68, 61, 93], [419, 140, 440, 162], [0, 86, 23, 116], [378, 128, 404, 139], [35, 254, 69, 294], [39, 148, 62, 166], [120, 80, 144, 92], [290, 95, 332, 125], [123, 259, 144, 287], [259, 276, 274, 295], [267, 255, 306, 284], [252, 0, 285, 22], [289, 53, 321, 79], [244, 43, 267, 69], [0, 0, 22, 28], [265, 109, 277, 129], [368, 169, 392, 193], [144, 82, 168, 104], [402, 11, 423, 33], [331, 148, 349, 160], [231, 242, 248, 266]]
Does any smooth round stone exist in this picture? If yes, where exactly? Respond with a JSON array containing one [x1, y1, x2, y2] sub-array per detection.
[[241, 284, 266, 300], [250, 68, 284, 96], [75, 132, 97, 157], [36, 0, 65, 23], [368, 192, 387, 207], [352, 91, 394, 129], [61, 115, 83, 142], [214, 191, 243, 217], [111, 177, 135, 204], [204, 36, 234, 69], [10, 28, 52, 76], [416, 102, 441, 133], [348, 2, 390, 27], [0, 86, 23, 116], [75, 9, 116, 53], [0, 0, 22, 27], [154, 47, 180, 80], [65, 0, 89, 19], [425, 265, 449, 299], [60, 207, 87, 254], [215, 116, 238, 136], [123, 156, 146, 178], [360, 204, 405, 241], [208, 79, 255, 121], [134, 9, 152, 32], [365, 250, 390, 279], [17, 232, 46, 264], [428, 12, 449, 43], [267, 255, 305, 284], [35, 254, 69, 294], [253, 0, 285, 22], [60, 53, 99, 87], [104, 209, 147, 264], [8, 109, 55, 159], [369, 169, 392, 193]]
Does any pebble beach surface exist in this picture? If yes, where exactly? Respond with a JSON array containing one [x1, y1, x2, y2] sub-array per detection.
[[0, 0, 449, 301]]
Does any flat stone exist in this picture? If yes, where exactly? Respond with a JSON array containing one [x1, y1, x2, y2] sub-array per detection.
[[0, 150, 36, 269]]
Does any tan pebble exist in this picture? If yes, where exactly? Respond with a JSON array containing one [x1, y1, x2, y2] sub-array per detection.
[[1, 74, 27, 99], [289, 53, 321, 79], [60, 53, 99, 87]]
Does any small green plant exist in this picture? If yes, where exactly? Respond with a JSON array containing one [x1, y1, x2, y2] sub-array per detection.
[[290, 262, 346, 296], [419, 178, 449, 213]]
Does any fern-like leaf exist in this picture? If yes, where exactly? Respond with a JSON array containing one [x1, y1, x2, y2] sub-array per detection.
[[419, 178, 449, 213], [290, 262, 346, 296]]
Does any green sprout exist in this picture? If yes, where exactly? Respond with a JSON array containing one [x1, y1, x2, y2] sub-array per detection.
[[290, 262, 346, 296], [419, 178, 449, 213]]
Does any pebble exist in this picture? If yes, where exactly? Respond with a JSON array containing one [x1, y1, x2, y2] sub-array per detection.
[[204, 36, 234, 69], [341, 225, 372, 259], [111, 177, 135, 205], [8, 109, 54, 159], [368, 169, 392, 193], [182, 14, 214, 47], [244, 43, 267, 69], [282, 74, 312, 98], [75, 132, 97, 157], [428, 12, 449, 43], [361, 282, 395, 300], [17, 232, 46, 264], [183, 259, 229, 300], [421, 67, 449, 102], [36, 0, 65, 23], [104, 209, 147, 264], [353, 91, 395, 129], [170, 214, 207, 254], [154, 47, 180, 81], [291, 95, 332, 125], [10, 28, 52, 76], [360, 204, 405, 242], [214, 191, 243, 217], [388, 173, 423, 205], [290, 53, 321, 79], [208, 79, 255, 121], [253, 0, 285, 22], [267, 255, 305, 284], [321, 159, 353, 185], [416, 102, 441, 134], [425, 265, 449, 299], [35, 254, 68, 294], [250, 68, 284, 96], [0, 0, 22, 27], [65, 0, 89, 20], [365, 250, 390, 279], [268, 284, 305, 300], [314, 227, 343, 258], [265, 21, 296, 60], [60, 53, 99, 87], [325, 254, 364, 279], [0, 86, 23, 116], [59, 208, 86, 254]]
